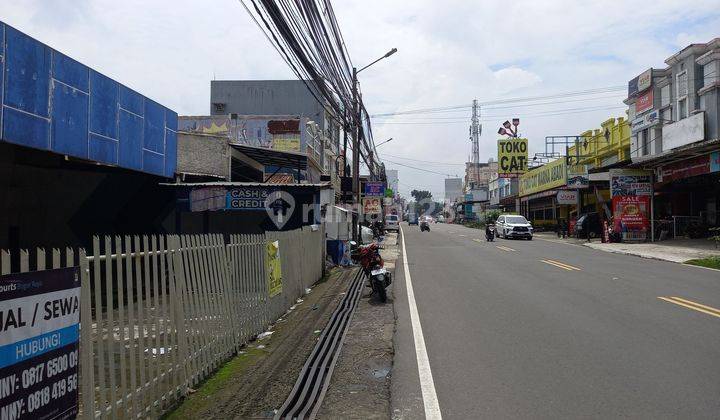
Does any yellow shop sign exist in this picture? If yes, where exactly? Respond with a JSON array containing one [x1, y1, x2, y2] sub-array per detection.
[[519, 158, 567, 196]]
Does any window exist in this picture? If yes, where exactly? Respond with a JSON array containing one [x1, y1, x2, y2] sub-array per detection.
[[676, 71, 688, 120], [661, 107, 672, 123], [703, 63, 715, 88], [641, 129, 649, 155], [660, 84, 670, 108], [506, 215, 528, 224], [678, 98, 688, 119]]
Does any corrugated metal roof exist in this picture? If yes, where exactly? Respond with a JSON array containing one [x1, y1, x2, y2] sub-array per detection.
[[160, 181, 332, 189]]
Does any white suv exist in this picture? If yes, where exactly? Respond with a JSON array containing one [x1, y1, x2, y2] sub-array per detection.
[[496, 214, 533, 240], [385, 214, 399, 232]]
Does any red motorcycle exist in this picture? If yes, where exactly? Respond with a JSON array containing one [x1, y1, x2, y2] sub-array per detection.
[[351, 242, 391, 302]]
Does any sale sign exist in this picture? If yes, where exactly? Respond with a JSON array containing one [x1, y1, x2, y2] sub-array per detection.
[[612, 195, 650, 242]]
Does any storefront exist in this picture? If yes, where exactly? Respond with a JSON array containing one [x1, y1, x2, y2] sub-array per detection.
[[519, 158, 567, 228], [652, 150, 720, 237]]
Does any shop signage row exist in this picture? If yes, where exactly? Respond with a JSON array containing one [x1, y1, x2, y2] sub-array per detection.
[[657, 151, 720, 183], [497, 138, 528, 177]]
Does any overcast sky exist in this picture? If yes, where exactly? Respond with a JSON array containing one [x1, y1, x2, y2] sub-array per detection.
[[2, 0, 719, 198]]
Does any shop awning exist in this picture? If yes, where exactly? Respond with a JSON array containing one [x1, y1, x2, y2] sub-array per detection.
[[229, 143, 308, 170], [628, 137, 719, 169]]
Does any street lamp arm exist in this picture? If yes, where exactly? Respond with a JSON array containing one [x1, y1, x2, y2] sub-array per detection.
[[357, 48, 398, 74]]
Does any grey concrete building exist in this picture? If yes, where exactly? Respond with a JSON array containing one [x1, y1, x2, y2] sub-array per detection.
[[625, 38, 720, 230], [210, 80, 341, 156]]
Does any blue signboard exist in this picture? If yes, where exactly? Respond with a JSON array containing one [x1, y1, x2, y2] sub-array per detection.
[[711, 151, 720, 173], [364, 182, 385, 197], [0, 22, 177, 178], [226, 188, 271, 210], [0, 268, 81, 419]]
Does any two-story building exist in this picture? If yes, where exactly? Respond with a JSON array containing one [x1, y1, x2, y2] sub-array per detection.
[[625, 38, 720, 234]]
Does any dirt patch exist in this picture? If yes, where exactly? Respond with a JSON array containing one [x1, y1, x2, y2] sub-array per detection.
[[316, 233, 398, 419], [164, 267, 357, 419]]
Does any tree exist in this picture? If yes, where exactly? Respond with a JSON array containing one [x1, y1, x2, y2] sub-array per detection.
[[411, 190, 432, 202], [410, 190, 437, 215]]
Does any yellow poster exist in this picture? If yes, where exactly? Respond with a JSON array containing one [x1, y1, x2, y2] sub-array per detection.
[[266, 240, 282, 297], [272, 134, 301, 152], [497, 138, 528, 176]]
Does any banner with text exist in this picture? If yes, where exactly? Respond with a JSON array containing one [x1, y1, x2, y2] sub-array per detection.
[[610, 169, 652, 242], [0, 268, 80, 420], [497, 138, 528, 177], [519, 158, 566, 196]]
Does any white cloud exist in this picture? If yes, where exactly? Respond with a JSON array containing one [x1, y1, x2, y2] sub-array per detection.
[[492, 67, 542, 92]]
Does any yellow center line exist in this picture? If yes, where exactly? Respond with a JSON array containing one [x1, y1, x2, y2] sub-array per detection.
[[459, 234, 466, 237], [658, 296, 720, 318], [472, 238, 483, 243], [544, 259, 581, 271], [540, 259, 574, 271], [496, 245, 516, 252]]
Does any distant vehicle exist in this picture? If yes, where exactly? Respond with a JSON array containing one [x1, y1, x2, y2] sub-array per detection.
[[385, 214, 399, 232], [496, 214, 533, 240], [420, 218, 431, 232], [408, 213, 419, 225], [437, 215, 446, 223], [574, 212, 603, 239]]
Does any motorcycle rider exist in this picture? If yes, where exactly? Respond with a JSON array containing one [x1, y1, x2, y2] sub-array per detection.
[[485, 222, 495, 241]]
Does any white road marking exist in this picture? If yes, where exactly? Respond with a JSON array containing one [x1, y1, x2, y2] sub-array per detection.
[[400, 226, 443, 420]]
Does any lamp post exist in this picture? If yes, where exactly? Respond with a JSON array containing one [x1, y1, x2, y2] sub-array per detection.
[[497, 118, 520, 138], [375, 138, 393, 147], [352, 48, 397, 241]]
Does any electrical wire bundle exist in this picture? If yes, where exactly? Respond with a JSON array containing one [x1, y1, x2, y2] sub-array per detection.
[[239, 0, 381, 174]]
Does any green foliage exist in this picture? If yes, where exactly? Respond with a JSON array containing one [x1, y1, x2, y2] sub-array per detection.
[[411, 189, 432, 202], [484, 210, 501, 224]]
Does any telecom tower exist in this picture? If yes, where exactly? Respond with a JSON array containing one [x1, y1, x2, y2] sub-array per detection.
[[470, 99, 481, 164]]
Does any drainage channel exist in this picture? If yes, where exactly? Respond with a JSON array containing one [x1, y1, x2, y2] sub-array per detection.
[[275, 268, 365, 420]]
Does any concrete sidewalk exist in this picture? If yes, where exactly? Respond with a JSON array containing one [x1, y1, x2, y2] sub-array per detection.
[[317, 233, 398, 419], [535, 232, 720, 263]]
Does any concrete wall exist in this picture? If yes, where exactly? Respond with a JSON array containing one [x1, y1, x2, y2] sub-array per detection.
[[177, 132, 230, 180], [210, 80, 326, 127]]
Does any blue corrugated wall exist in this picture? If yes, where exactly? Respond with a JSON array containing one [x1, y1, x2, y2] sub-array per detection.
[[0, 22, 177, 178]]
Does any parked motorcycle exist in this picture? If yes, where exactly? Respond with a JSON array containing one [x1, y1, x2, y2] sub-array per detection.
[[351, 242, 391, 302], [420, 220, 431, 232]]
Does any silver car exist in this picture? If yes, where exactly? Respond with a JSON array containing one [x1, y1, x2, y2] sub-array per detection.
[[495, 214, 533, 240]]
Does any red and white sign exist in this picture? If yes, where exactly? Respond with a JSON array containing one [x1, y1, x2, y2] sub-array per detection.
[[635, 89, 654, 113], [556, 190, 578, 205], [612, 195, 650, 242], [659, 154, 710, 183]]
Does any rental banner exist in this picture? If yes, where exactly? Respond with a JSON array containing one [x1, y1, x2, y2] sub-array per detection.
[[0, 267, 80, 420]]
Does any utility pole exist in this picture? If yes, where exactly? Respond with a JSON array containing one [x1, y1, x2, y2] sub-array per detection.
[[471, 99, 481, 165], [352, 66, 360, 242]]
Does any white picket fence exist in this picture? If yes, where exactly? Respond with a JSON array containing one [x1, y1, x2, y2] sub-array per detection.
[[0, 226, 325, 419]]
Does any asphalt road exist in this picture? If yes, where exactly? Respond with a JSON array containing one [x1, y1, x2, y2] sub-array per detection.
[[391, 222, 720, 419]]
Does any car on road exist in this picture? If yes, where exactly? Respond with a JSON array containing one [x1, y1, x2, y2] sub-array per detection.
[[437, 215, 445, 223], [574, 212, 603, 239], [408, 213, 419, 225], [495, 214, 533, 240], [385, 214, 399, 232]]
